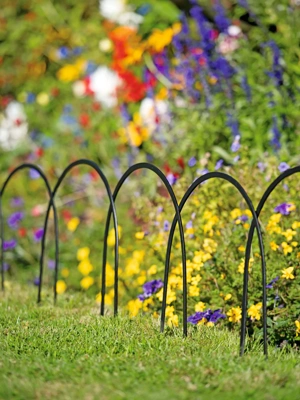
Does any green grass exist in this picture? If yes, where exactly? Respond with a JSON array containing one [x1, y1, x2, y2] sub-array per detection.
[[0, 287, 300, 400]]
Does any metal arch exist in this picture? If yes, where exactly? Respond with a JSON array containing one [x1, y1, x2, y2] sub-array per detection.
[[100, 162, 188, 335], [0, 163, 58, 304], [42, 159, 119, 305], [162, 171, 267, 356], [242, 166, 300, 356]]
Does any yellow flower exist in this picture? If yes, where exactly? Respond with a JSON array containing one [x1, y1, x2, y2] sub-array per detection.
[[195, 301, 205, 312], [292, 241, 298, 247], [78, 259, 93, 276], [148, 27, 174, 52], [125, 258, 140, 276], [105, 262, 115, 287], [270, 241, 279, 251], [36, 92, 49, 106], [95, 289, 114, 306], [230, 208, 242, 220], [227, 307, 242, 323], [77, 247, 90, 261], [295, 321, 300, 336], [281, 242, 293, 255], [282, 229, 297, 242], [156, 288, 176, 304], [167, 314, 179, 327], [56, 280, 67, 294], [80, 276, 94, 290], [238, 257, 254, 274], [292, 221, 300, 230], [127, 299, 142, 317], [238, 245, 245, 252], [56, 59, 86, 82], [165, 305, 175, 317], [135, 231, 145, 239], [133, 250, 145, 262], [148, 264, 157, 275], [248, 303, 262, 321], [224, 294, 232, 301], [281, 267, 295, 280], [107, 226, 122, 247], [137, 275, 147, 285], [61, 268, 69, 278], [206, 322, 214, 327], [189, 285, 200, 297], [67, 217, 80, 232]]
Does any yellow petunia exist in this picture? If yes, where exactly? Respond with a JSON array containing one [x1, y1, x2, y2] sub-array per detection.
[[195, 301, 205, 312], [78, 259, 93, 276], [77, 247, 90, 261], [135, 231, 145, 240], [80, 276, 94, 290], [167, 314, 179, 327], [67, 217, 80, 232], [281, 267, 295, 280], [227, 307, 242, 323], [248, 302, 262, 321], [56, 280, 67, 294], [224, 294, 232, 301], [127, 299, 142, 317], [281, 242, 293, 255]]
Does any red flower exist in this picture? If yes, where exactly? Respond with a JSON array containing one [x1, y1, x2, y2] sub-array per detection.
[[79, 113, 90, 128]]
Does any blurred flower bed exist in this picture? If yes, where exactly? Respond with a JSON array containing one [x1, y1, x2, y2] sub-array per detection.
[[1, 0, 300, 345]]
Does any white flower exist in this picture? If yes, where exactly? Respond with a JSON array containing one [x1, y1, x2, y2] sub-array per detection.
[[99, 38, 112, 52], [99, 0, 143, 28], [0, 101, 28, 151], [89, 66, 122, 108], [227, 25, 242, 37], [72, 81, 86, 97], [139, 97, 169, 133]]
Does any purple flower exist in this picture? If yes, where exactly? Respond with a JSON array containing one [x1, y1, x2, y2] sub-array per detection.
[[187, 309, 226, 324], [163, 220, 170, 232], [3, 239, 17, 251], [257, 162, 266, 173], [166, 173, 177, 186], [48, 259, 55, 270], [274, 203, 293, 215], [278, 162, 290, 173], [188, 157, 197, 167], [227, 113, 240, 139], [33, 277, 40, 286], [10, 197, 24, 207], [215, 159, 224, 170], [231, 135, 241, 152], [266, 276, 279, 289], [186, 220, 193, 229], [7, 211, 24, 229], [236, 214, 249, 223], [33, 228, 44, 242], [29, 169, 40, 180], [138, 279, 163, 301], [213, 0, 230, 33]]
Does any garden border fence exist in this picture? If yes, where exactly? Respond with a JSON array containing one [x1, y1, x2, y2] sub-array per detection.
[[1, 159, 299, 358]]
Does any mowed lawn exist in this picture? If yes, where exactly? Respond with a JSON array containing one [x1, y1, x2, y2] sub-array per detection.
[[0, 287, 299, 400]]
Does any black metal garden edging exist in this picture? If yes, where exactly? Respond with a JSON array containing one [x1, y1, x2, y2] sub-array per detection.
[[1, 159, 299, 357]]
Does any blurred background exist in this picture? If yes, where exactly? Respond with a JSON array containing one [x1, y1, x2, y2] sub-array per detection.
[[1, 1, 300, 334]]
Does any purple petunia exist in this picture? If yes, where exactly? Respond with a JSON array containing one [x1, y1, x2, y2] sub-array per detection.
[[166, 173, 177, 186], [138, 279, 163, 302], [187, 309, 226, 325], [278, 162, 290, 173], [274, 203, 293, 215], [3, 239, 17, 251], [10, 197, 24, 207], [188, 157, 197, 167], [257, 162, 266, 173], [33, 228, 44, 242], [215, 159, 224, 170], [48, 259, 55, 270], [29, 169, 41, 180], [163, 220, 170, 232], [231, 135, 241, 152], [7, 211, 24, 229], [266, 276, 279, 289]]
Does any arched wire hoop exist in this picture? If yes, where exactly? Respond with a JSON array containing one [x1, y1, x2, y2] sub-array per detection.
[[101, 163, 188, 335], [241, 166, 300, 356], [162, 172, 267, 355], [0, 164, 58, 304], [42, 159, 119, 305]]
